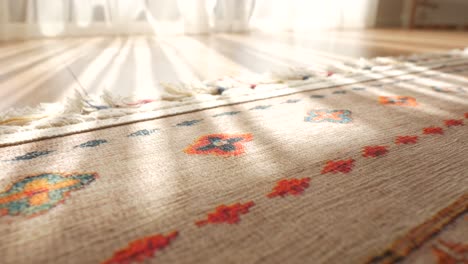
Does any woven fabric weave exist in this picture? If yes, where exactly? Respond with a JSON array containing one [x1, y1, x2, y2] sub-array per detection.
[[0, 55, 467, 264]]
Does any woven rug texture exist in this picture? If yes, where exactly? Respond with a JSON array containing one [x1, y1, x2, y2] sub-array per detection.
[[0, 52, 467, 264]]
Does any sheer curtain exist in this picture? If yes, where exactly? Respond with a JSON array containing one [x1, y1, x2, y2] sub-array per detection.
[[0, 0, 378, 40], [252, 0, 379, 32]]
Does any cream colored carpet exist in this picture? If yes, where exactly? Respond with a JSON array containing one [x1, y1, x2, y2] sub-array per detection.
[[0, 51, 467, 264]]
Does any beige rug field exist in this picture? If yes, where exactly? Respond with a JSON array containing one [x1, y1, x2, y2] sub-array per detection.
[[0, 51, 467, 264]]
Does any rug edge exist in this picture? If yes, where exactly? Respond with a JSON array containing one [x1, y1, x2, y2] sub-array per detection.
[[1, 49, 467, 146], [365, 193, 468, 264]]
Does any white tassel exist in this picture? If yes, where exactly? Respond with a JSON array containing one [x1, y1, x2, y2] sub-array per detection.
[[1, 48, 466, 136], [267, 67, 330, 81], [160, 81, 218, 97]]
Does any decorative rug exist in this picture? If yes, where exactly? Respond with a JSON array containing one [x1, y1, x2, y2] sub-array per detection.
[[0, 49, 467, 264]]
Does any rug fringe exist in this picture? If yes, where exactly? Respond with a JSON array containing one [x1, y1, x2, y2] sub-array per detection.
[[1, 48, 467, 136]]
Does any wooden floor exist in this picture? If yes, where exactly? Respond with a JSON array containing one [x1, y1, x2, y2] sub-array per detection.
[[1, 29, 468, 111]]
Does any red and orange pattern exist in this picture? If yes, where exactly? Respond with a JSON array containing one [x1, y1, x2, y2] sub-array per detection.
[[321, 159, 355, 174], [423, 127, 444, 135], [379, 96, 418, 106], [304, 109, 352, 123], [395, 135, 419, 145], [432, 239, 468, 264], [184, 133, 253, 157], [196, 201, 255, 227], [2, 71, 467, 264], [102, 231, 178, 264], [444, 119, 464, 127], [362, 146, 389, 158], [96, 83, 465, 263], [267, 178, 311, 198]]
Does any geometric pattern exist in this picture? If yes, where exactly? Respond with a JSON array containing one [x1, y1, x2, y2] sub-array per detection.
[[362, 146, 389, 158], [11, 150, 54, 161], [423, 127, 444, 135], [250, 105, 272, 110], [444, 119, 464, 127], [212, 111, 241, 117], [1, 69, 468, 264], [176, 119, 203, 127], [379, 96, 418, 106], [196, 201, 255, 227], [127, 128, 159, 137], [395, 135, 419, 145], [184, 133, 253, 157], [74, 139, 108, 148], [304, 109, 352, 123], [0, 173, 97, 217], [321, 159, 355, 174], [102, 231, 178, 264], [267, 178, 311, 198]]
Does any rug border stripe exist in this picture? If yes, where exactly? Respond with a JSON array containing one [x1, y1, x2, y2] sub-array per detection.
[[366, 193, 468, 264]]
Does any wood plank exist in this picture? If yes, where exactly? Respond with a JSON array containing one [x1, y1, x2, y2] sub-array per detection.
[[1, 29, 468, 111]]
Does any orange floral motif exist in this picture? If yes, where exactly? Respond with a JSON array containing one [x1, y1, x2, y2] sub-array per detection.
[[321, 159, 355, 174], [184, 133, 253, 157], [362, 146, 389, 158], [395, 135, 419, 145], [102, 231, 178, 264], [196, 201, 255, 227], [431, 239, 468, 264], [444, 119, 464, 127], [423, 127, 444, 135], [379, 96, 418, 106], [267, 178, 311, 198]]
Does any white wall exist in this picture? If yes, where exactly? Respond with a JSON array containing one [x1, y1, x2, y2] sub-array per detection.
[[250, 0, 379, 32], [0, 0, 381, 41]]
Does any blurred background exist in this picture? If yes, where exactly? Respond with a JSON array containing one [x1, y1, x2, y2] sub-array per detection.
[[1, 0, 467, 40], [0, 0, 467, 111]]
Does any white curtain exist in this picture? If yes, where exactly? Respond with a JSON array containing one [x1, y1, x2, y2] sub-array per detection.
[[251, 0, 378, 32], [1, 0, 378, 39]]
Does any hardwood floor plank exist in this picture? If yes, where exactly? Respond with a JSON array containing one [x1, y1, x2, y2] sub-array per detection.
[[1, 29, 467, 111], [0, 39, 102, 110]]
